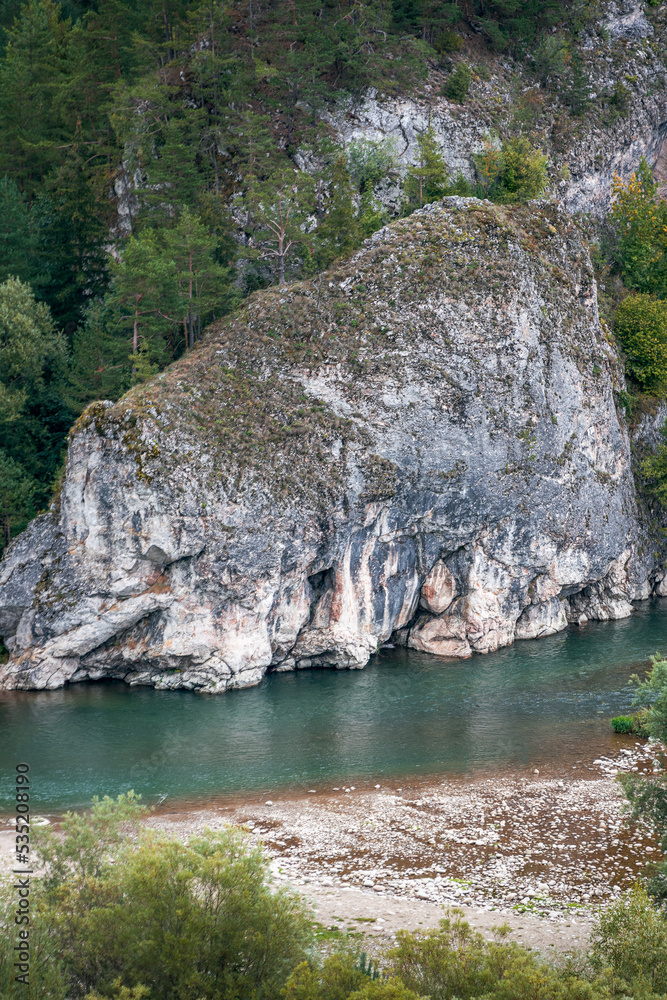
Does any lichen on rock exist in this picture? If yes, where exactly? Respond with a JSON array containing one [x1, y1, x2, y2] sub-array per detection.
[[0, 197, 660, 692]]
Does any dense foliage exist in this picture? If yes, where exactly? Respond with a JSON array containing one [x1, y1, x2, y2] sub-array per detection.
[[609, 163, 667, 397], [0, 793, 313, 1000], [614, 294, 667, 392]]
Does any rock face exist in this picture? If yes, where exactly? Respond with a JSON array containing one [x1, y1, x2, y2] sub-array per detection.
[[0, 198, 659, 692]]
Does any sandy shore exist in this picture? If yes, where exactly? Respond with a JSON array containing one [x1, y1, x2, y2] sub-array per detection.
[[1, 737, 663, 956]]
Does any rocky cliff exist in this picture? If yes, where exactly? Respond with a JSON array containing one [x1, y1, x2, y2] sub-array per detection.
[[318, 1, 667, 220], [0, 198, 659, 692]]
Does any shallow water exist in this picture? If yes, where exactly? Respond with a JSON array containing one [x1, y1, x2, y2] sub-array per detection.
[[2, 599, 667, 812]]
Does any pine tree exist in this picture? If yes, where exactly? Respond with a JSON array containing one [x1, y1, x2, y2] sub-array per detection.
[[562, 55, 592, 116], [250, 169, 315, 285], [162, 208, 236, 348], [404, 126, 449, 211], [32, 141, 111, 332], [0, 0, 69, 198], [69, 301, 133, 406], [107, 228, 178, 360]]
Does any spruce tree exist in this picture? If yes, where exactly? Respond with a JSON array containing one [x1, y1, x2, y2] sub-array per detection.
[[0, 0, 67, 198], [69, 301, 133, 406], [0, 178, 38, 286]]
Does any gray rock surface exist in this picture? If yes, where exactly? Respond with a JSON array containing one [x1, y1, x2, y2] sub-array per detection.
[[0, 198, 660, 692]]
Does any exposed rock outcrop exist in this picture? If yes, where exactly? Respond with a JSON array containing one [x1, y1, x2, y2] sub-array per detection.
[[317, 2, 667, 219], [0, 198, 659, 692]]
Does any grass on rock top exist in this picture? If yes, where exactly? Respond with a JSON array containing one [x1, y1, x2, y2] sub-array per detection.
[[72, 199, 604, 507]]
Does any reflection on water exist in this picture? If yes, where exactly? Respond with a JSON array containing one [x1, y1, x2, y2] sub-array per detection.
[[2, 599, 667, 811]]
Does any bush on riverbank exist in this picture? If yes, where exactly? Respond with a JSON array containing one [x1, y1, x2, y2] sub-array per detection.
[[611, 713, 650, 737], [0, 794, 312, 1000], [3, 793, 667, 1000], [617, 653, 667, 904]]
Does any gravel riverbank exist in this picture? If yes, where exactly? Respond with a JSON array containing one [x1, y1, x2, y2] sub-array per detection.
[[144, 738, 664, 954]]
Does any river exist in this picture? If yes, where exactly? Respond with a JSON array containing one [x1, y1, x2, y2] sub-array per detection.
[[2, 598, 667, 812]]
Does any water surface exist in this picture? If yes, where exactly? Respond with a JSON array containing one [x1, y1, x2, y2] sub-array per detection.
[[2, 599, 667, 812]]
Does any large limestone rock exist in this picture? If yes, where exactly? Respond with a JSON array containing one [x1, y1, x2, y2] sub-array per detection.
[[0, 198, 657, 692]]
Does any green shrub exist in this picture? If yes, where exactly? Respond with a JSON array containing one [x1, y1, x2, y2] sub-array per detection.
[[611, 715, 635, 734], [611, 712, 650, 736], [444, 63, 471, 102], [434, 30, 462, 54], [590, 885, 667, 994], [387, 910, 611, 1000], [611, 161, 667, 298], [0, 794, 313, 1000], [346, 138, 399, 195], [614, 294, 667, 391], [474, 137, 548, 203], [284, 952, 377, 1000]]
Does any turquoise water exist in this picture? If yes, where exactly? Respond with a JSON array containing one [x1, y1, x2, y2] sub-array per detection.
[[2, 599, 667, 812]]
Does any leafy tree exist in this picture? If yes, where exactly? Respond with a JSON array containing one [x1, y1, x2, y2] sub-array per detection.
[[474, 137, 548, 203], [614, 294, 667, 391], [0, 277, 70, 549], [404, 126, 449, 211], [0, 277, 68, 425], [611, 161, 667, 298]]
